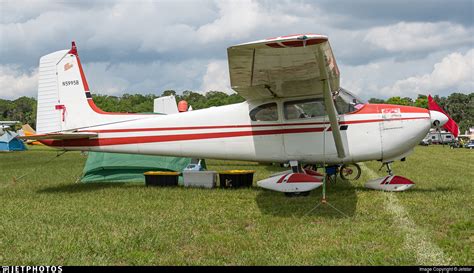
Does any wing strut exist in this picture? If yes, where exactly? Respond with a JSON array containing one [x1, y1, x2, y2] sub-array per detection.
[[322, 80, 345, 158], [317, 48, 346, 159]]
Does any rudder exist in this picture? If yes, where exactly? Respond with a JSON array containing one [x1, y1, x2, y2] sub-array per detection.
[[36, 42, 153, 134]]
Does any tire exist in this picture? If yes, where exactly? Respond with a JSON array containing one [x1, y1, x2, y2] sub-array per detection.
[[299, 191, 311, 196], [340, 163, 362, 181], [284, 191, 310, 197]]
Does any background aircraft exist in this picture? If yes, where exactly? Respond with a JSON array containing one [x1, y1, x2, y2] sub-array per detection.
[[0, 121, 20, 135]]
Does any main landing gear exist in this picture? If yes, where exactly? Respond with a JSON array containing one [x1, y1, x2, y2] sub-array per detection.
[[305, 163, 361, 184], [256, 160, 323, 196], [257, 160, 365, 198], [284, 161, 362, 197], [284, 160, 318, 197]]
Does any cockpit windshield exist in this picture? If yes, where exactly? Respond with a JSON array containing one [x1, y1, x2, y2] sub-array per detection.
[[334, 88, 365, 114]]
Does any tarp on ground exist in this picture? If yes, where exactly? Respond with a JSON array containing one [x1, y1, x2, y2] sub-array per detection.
[[0, 131, 26, 151], [80, 151, 205, 183]]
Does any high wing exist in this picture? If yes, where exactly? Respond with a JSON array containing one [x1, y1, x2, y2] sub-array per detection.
[[227, 34, 339, 101], [228, 34, 345, 158]]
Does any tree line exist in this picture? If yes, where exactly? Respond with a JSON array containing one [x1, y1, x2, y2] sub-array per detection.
[[1, 91, 472, 133], [90, 90, 245, 113]]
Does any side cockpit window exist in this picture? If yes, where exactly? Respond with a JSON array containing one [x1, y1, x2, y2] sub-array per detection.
[[334, 88, 365, 114], [284, 99, 326, 120], [250, 103, 278, 121]]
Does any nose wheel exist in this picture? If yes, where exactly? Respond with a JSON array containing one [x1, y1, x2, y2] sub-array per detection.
[[379, 162, 394, 176]]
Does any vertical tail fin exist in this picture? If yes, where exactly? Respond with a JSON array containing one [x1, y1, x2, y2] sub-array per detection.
[[36, 49, 69, 134], [36, 42, 153, 134]]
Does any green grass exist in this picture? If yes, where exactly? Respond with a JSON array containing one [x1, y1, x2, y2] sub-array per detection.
[[0, 145, 472, 265]]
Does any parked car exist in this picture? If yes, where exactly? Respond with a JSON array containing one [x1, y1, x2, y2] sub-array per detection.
[[466, 140, 474, 149], [420, 138, 432, 146]]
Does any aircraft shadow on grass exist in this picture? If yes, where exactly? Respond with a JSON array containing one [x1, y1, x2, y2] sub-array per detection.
[[255, 178, 357, 218]]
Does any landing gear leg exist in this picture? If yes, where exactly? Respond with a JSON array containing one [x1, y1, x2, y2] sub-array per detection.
[[284, 160, 311, 198], [289, 160, 303, 173], [379, 162, 394, 176]]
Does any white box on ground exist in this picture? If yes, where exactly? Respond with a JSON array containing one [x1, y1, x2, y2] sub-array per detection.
[[183, 171, 217, 188]]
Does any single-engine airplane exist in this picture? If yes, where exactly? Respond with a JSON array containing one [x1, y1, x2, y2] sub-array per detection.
[[0, 121, 20, 136], [23, 34, 449, 194]]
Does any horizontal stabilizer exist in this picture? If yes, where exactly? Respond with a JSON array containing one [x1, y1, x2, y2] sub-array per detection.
[[19, 132, 98, 140]]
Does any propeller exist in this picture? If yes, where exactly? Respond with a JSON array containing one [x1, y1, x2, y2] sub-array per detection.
[[433, 120, 444, 146], [430, 110, 448, 146]]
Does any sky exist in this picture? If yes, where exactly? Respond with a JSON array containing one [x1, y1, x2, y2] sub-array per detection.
[[0, 0, 473, 101]]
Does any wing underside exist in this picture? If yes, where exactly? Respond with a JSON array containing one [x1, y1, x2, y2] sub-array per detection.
[[228, 34, 346, 158], [227, 34, 339, 101]]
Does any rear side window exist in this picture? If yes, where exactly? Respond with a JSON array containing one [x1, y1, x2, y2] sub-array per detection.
[[250, 103, 278, 121], [284, 99, 326, 120]]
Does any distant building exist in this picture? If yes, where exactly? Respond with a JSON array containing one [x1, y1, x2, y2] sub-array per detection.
[[459, 127, 474, 140], [423, 128, 455, 144]]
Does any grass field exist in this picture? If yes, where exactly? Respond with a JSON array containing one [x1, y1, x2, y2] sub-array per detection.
[[0, 145, 472, 265]]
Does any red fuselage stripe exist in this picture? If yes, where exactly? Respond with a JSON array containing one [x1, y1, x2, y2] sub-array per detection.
[[78, 117, 429, 134], [43, 127, 328, 147]]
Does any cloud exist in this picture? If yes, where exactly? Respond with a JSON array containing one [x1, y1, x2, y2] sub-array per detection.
[[316, 0, 474, 28], [0, 0, 327, 66], [380, 49, 474, 97], [0, 0, 472, 100], [82, 59, 207, 95], [364, 21, 473, 52], [200, 59, 232, 94], [0, 65, 37, 99], [196, 0, 261, 43], [0, 0, 219, 66], [0, 0, 96, 24]]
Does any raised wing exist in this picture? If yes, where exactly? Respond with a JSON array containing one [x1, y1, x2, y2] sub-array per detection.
[[228, 34, 346, 158], [227, 34, 339, 101]]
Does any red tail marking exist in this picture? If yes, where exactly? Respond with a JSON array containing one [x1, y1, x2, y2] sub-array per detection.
[[55, 105, 66, 121]]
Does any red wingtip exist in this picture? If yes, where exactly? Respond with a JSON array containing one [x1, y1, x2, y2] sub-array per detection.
[[69, 41, 77, 55]]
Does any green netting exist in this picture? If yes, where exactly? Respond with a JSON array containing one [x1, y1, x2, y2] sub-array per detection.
[[81, 152, 205, 183]]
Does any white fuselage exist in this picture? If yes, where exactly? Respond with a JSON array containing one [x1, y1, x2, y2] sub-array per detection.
[[48, 96, 431, 165]]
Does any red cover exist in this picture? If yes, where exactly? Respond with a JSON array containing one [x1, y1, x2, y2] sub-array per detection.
[[428, 95, 459, 137]]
